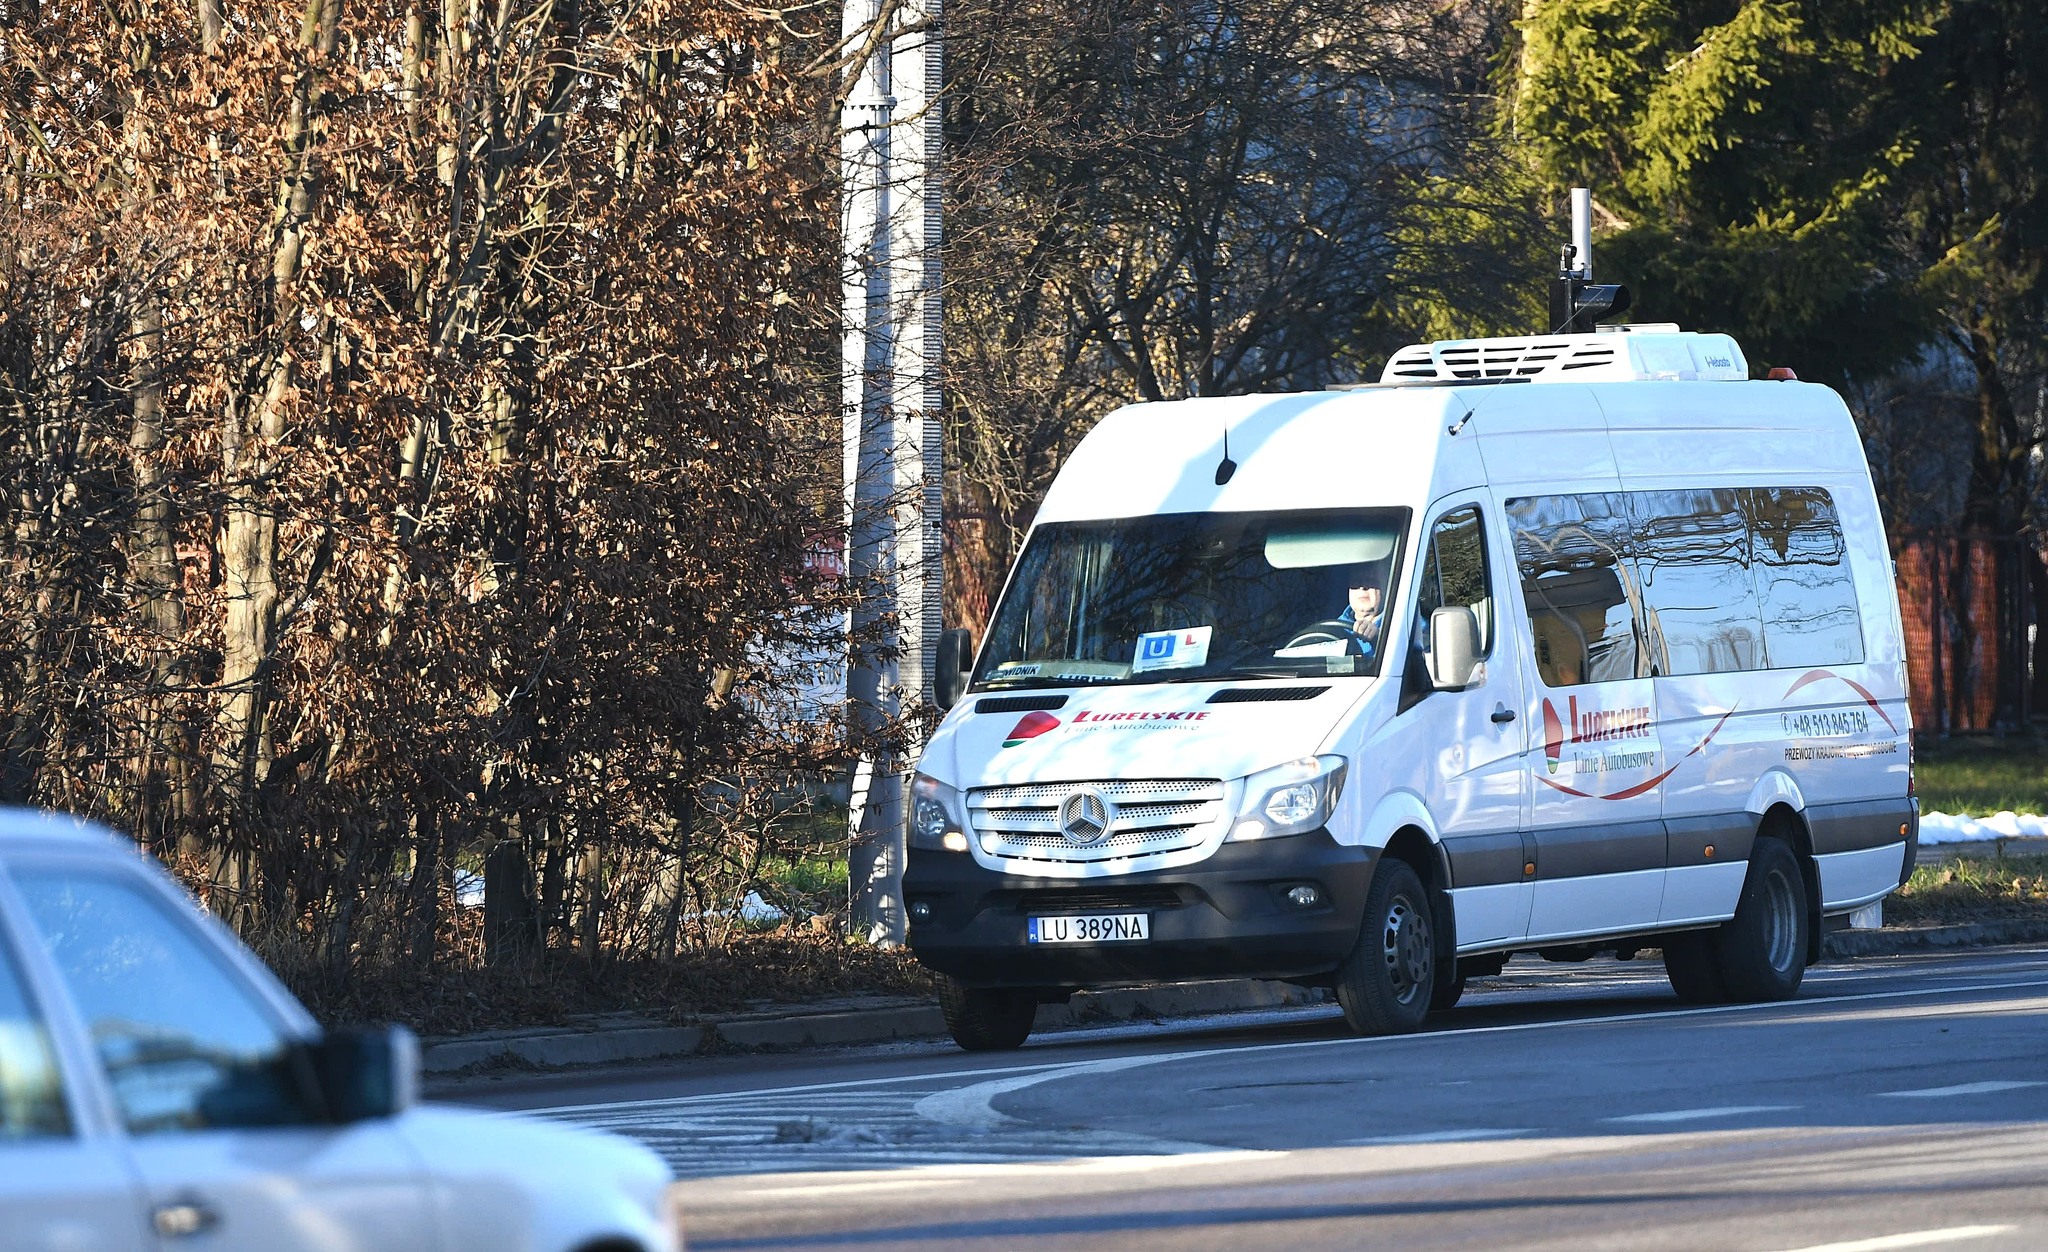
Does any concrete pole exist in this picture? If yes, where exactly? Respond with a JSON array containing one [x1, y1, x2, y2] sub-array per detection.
[[843, 0, 943, 945]]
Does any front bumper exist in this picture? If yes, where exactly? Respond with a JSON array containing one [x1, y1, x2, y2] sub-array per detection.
[[903, 830, 1378, 989]]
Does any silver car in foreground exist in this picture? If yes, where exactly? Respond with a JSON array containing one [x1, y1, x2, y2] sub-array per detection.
[[0, 811, 681, 1251]]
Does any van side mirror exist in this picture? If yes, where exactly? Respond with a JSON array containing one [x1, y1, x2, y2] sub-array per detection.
[[1428, 607, 1480, 690], [306, 1025, 419, 1122], [934, 628, 974, 710]]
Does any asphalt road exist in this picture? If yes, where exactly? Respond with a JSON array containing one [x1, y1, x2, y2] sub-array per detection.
[[445, 945, 2048, 1251]]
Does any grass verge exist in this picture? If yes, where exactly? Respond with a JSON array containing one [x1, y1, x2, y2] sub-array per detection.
[[1915, 736, 2048, 817], [1886, 854, 2048, 927]]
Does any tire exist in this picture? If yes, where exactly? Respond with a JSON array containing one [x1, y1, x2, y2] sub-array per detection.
[[1434, 973, 1467, 1011], [937, 977, 1037, 1051], [1662, 931, 1727, 1004], [1335, 859, 1435, 1035], [1712, 837, 1809, 1002]]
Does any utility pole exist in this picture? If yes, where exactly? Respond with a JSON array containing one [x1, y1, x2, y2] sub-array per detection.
[[842, 0, 943, 945]]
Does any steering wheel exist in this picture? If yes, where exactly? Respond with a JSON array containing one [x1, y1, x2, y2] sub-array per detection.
[[1281, 620, 1367, 653]]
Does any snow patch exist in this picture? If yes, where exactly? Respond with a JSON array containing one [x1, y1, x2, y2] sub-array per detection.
[[1920, 811, 2048, 845], [739, 891, 787, 923]]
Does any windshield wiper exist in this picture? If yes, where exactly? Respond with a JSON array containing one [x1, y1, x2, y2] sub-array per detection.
[[1221, 665, 1339, 680], [977, 673, 1124, 691]]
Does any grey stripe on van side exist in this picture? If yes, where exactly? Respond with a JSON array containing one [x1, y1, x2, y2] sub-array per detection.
[[1439, 801, 1904, 889], [1664, 813, 1756, 868], [1807, 798, 1914, 855], [1533, 819, 1666, 880], [1443, 830, 1526, 889]]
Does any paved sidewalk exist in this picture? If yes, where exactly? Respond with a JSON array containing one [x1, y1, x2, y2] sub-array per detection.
[[420, 922, 2048, 1076]]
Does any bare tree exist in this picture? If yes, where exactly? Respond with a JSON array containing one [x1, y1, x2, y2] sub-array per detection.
[[939, 0, 1543, 630], [0, 0, 863, 999]]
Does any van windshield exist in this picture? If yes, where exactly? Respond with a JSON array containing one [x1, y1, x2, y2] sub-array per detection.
[[974, 508, 1411, 689]]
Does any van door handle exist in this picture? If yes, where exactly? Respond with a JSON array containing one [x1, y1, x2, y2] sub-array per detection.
[[1491, 704, 1516, 724], [153, 1199, 221, 1239]]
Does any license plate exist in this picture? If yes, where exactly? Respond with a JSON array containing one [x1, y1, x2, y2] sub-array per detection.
[[1027, 913, 1150, 944]]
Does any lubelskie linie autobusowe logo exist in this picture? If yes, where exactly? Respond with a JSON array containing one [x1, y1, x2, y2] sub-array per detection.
[[1540, 694, 1652, 776], [1002, 710, 1061, 748]]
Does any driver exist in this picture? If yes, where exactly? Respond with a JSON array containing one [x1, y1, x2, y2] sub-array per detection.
[[1338, 570, 1385, 656]]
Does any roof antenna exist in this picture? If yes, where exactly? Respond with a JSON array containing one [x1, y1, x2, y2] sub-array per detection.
[[1214, 427, 1237, 485], [1549, 187, 1632, 334]]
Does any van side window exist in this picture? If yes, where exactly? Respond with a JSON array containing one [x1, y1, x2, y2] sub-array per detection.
[[1632, 488, 1763, 676], [1507, 494, 1642, 687], [1415, 506, 1493, 656], [1749, 487, 1865, 666]]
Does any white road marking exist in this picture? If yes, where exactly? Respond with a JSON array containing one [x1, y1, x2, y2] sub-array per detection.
[[1605, 1105, 1793, 1124], [528, 972, 2048, 1120], [722, 1149, 1285, 1197], [933, 1149, 1282, 1177], [912, 1053, 1173, 1130], [1878, 1080, 2044, 1099], [1767, 1224, 2015, 1252], [1347, 1128, 1532, 1145], [733, 1177, 970, 1198]]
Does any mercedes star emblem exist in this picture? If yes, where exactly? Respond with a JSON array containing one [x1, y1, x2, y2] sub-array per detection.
[[1058, 788, 1115, 846]]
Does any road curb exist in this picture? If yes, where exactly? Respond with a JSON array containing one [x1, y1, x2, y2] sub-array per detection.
[[1824, 918, 2048, 957], [422, 977, 1327, 1075]]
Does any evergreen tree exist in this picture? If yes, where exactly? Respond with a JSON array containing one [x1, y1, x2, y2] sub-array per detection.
[[1513, 0, 2048, 722]]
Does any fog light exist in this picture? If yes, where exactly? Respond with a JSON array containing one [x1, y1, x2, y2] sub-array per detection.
[[941, 830, 969, 853], [909, 900, 932, 922], [1285, 884, 1322, 908]]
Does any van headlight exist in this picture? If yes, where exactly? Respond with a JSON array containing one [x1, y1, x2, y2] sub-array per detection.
[[910, 772, 972, 853], [1227, 756, 1347, 841]]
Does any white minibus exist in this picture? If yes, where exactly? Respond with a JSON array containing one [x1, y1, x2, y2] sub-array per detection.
[[906, 327, 1915, 1051]]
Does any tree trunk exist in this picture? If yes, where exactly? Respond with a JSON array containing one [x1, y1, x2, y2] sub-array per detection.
[[483, 838, 538, 965], [2029, 547, 2048, 718], [128, 295, 192, 850], [215, 0, 339, 814], [408, 800, 441, 966], [1961, 326, 2028, 727]]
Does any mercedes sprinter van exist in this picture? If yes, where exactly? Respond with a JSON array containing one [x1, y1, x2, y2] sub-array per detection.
[[905, 328, 1915, 1051]]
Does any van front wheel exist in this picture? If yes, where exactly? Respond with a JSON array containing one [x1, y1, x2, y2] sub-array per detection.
[[1335, 859, 1435, 1035], [938, 978, 1037, 1051]]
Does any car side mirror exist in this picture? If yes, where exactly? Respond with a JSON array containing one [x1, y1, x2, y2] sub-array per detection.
[[934, 627, 974, 711], [307, 1025, 419, 1122], [1428, 606, 1480, 690]]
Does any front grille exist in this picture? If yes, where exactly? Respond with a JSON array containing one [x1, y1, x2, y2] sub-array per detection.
[[1001, 886, 1185, 913], [967, 778, 1225, 864]]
